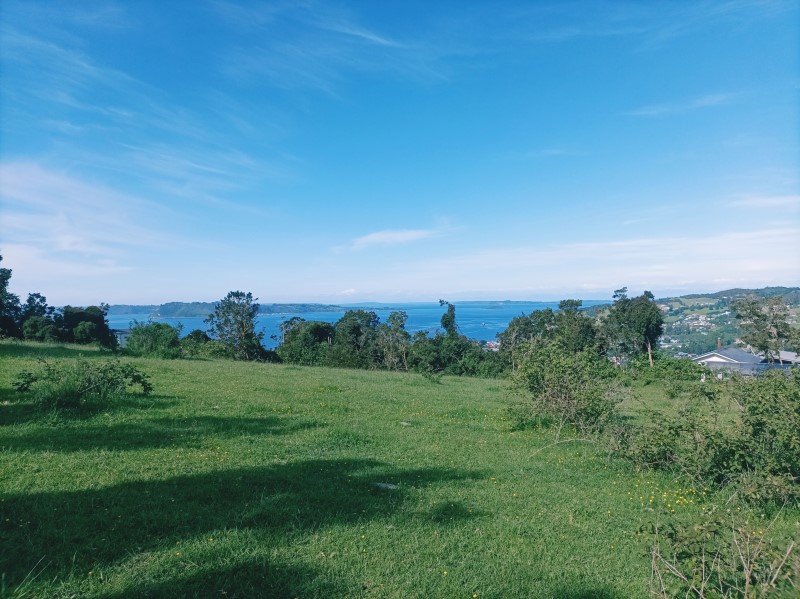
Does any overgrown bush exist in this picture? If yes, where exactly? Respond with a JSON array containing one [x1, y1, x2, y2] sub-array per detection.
[[13, 359, 153, 411], [513, 343, 623, 434], [126, 321, 182, 359], [646, 506, 798, 598], [627, 353, 709, 385], [623, 371, 800, 505]]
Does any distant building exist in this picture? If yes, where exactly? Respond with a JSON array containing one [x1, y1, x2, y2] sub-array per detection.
[[691, 347, 795, 375], [113, 329, 132, 348]]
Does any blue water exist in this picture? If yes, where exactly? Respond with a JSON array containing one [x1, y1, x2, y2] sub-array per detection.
[[107, 301, 607, 349]]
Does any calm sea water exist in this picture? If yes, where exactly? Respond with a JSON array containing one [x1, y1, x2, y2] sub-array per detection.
[[107, 301, 607, 349]]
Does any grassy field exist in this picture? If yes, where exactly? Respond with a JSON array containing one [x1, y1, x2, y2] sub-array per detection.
[[0, 341, 795, 598]]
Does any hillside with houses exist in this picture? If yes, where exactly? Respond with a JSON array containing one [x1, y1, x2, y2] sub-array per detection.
[[656, 286, 800, 355]]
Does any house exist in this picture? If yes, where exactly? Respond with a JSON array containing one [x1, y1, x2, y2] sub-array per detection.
[[691, 347, 794, 375], [113, 329, 132, 348]]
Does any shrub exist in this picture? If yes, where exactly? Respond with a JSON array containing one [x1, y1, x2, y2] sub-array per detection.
[[513, 343, 623, 435], [22, 316, 60, 342], [627, 353, 709, 385], [179, 329, 213, 358], [72, 321, 98, 344], [623, 372, 800, 505], [13, 359, 153, 411], [126, 321, 182, 359], [646, 506, 798, 598]]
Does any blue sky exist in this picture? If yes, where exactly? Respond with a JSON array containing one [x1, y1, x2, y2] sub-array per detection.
[[1, 0, 798, 305]]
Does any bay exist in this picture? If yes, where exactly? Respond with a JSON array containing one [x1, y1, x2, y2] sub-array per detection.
[[107, 300, 607, 349]]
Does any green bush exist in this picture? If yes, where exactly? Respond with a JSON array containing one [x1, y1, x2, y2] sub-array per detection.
[[13, 359, 153, 411], [126, 321, 182, 359], [623, 371, 800, 505], [513, 343, 623, 434], [646, 505, 799, 599], [627, 353, 709, 385], [73, 321, 98, 344], [22, 315, 60, 342]]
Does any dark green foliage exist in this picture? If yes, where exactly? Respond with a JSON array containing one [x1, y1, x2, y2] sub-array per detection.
[[180, 328, 215, 358], [497, 302, 598, 371], [439, 299, 458, 335], [0, 253, 21, 338], [73, 321, 98, 344], [59, 305, 117, 348], [13, 359, 152, 411], [277, 318, 334, 365], [602, 288, 664, 365], [514, 343, 622, 433], [408, 303, 501, 377], [730, 370, 800, 503], [327, 310, 380, 368], [375, 311, 411, 371], [22, 315, 60, 342], [627, 352, 709, 384], [646, 506, 799, 599], [733, 296, 793, 363], [126, 321, 182, 359], [623, 371, 800, 505], [497, 308, 556, 370], [555, 299, 598, 353], [205, 291, 266, 361]]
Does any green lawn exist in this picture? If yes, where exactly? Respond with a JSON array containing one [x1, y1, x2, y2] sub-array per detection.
[[0, 342, 794, 598]]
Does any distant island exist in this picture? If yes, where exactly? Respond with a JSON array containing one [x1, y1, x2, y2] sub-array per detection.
[[107, 302, 346, 318]]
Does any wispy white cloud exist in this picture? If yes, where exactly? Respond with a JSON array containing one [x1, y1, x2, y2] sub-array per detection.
[[0, 161, 179, 260], [730, 194, 800, 209], [351, 228, 442, 250], [215, 1, 453, 92], [628, 93, 735, 117], [358, 227, 800, 299]]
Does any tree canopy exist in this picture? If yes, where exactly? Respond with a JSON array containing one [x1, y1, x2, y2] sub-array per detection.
[[205, 291, 266, 361]]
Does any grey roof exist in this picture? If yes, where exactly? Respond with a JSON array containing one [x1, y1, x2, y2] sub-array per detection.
[[692, 347, 765, 364]]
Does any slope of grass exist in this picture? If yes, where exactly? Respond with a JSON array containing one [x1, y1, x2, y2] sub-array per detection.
[[0, 342, 795, 598]]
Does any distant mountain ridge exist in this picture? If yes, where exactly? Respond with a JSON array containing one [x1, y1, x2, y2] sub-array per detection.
[[106, 288, 800, 319], [667, 286, 800, 304], [107, 302, 346, 318]]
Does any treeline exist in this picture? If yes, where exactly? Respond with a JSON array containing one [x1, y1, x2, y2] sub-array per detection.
[[147, 288, 666, 380], [0, 256, 116, 347]]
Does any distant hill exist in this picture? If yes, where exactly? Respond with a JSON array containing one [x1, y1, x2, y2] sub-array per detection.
[[106, 305, 158, 315], [108, 302, 346, 318], [664, 286, 800, 304]]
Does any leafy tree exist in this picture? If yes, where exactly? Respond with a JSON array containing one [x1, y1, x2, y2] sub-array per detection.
[[22, 316, 60, 342], [439, 300, 458, 335], [180, 328, 211, 357], [58, 305, 117, 348], [327, 310, 380, 368], [603, 288, 664, 366], [126, 321, 182, 359], [21, 293, 52, 322], [277, 318, 334, 365], [409, 302, 497, 376], [497, 309, 556, 371], [0, 253, 21, 338], [205, 291, 266, 361], [375, 311, 411, 371], [733, 296, 792, 364], [553, 299, 597, 353]]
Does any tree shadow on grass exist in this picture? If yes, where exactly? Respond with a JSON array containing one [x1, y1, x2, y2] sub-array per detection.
[[552, 584, 624, 599], [0, 459, 485, 594], [0, 394, 180, 427], [0, 415, 321, 450], [97, 559, 345, 599], [0, 342, 116, 361]]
